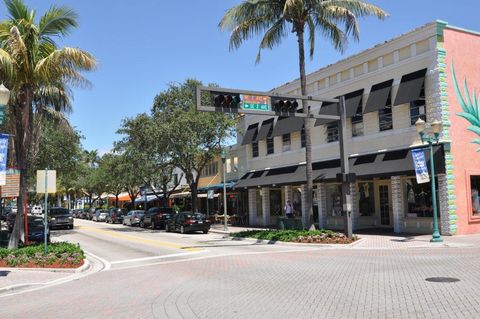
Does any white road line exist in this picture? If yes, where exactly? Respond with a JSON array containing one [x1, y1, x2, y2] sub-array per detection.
[[110, 250, 206, 265], [85, 251, 111, 271]]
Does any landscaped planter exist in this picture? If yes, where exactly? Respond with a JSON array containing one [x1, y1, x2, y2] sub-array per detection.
[[231, 229, 358, 244]]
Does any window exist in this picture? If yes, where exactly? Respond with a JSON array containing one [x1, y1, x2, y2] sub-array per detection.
[[379, 94, 393, 131], [358, 182, 374, 216], [233, 157, 238, 172], [282, 134, 291, 152], [409, 85, 426, 125], [252, 142, 259, 158], [471, 175, 480, 216], [266, 125, 274, 155], [351, 104, 364, 137], [201, 162, 218, 176], [404, 177, 439, 218], [326, 184, 342, 217], [301, 127, 306, 148], [326, 122, 339, 143], [226, 158, 231, 173]]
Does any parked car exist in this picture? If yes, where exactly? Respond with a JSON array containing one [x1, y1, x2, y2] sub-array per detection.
[[165, 212, 210, 234], [122, 210, 145, 226], [140, 207, 175, 229], [106, 208, 127, 224], [48, 207, 74, 229], [27, 216, 50, 243], [92, 210, 108, 222], [87, 208, 102, 220], [31, 205, 43, 215]]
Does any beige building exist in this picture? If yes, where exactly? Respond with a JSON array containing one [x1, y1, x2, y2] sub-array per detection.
[[234, 21, 471, 235]]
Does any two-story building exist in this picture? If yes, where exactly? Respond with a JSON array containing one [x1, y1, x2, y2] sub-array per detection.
[[234, 20, 480, 235]]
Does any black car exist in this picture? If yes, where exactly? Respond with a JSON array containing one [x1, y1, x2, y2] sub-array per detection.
[[140, 207, 175, 229], [48, 207, 74, 229], [165, 212, 210, 234], [28, 216, 50, 243], [106, 208, 127, 224]]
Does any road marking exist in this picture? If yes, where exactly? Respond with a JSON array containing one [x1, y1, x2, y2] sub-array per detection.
[[110, 250, 206, 265], [78, 225, 201, 252], [85, 251, 111, 271]]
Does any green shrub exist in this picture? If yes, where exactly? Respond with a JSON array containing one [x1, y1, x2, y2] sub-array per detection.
[[232, 229, 351, 243], [0, 242, 84, 267]]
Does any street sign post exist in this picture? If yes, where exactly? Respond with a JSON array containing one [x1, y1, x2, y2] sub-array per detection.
[[37, 169, 56, 253]]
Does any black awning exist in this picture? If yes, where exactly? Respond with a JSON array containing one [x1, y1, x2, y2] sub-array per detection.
[[241, 123, 259, 145], [234, 170, 267, 188], [271, 116, 305, 137], [393, 68, 427, 106], [344, 89, 364, 117], [364, 79, 394, 114], [315, 102, 339, 126], [254, 118, 274, 141]]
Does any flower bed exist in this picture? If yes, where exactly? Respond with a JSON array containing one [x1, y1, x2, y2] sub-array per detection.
[[0, 242, 85, 268], [232, 229, 357, 244]]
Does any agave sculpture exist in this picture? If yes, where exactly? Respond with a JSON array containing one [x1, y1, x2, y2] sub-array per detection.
[[452, 64, 480, 151]]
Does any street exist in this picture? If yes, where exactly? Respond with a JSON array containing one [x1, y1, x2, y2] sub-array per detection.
[[0, 220, 480, 318]]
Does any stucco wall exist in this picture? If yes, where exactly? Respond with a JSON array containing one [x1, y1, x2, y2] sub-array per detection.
[[444, 27, 480, 234]]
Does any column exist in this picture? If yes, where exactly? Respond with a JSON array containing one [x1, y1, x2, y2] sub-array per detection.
[[248, 188, 257, 226], [283, 185, 293, 204], [391, 176, 405, 233], [438, 174, 452, 235], [316, 183, 327, 229], [261, 187, 270, 226]]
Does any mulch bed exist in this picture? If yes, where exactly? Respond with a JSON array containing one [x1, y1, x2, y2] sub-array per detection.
[[0, 259, 84, 269]]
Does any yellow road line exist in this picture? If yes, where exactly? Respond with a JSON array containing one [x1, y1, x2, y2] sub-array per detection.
[[79, 226, 201, 252]]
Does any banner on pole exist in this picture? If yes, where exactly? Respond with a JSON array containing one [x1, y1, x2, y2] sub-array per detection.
[[1, 168, 20, 198], [412, 148, 430, 184], [36, 170, 57, 193], [0, 134, 8, 186]]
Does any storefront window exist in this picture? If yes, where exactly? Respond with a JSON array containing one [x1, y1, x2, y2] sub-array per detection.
[[471, 175, 480, 216], [326, 184, 342, 217], [404, 177, 439, 217], [256, 189, 262, 218], [270, 189, 282, 217], [358, 182, 374, 216], [292, 188, 302, 216]]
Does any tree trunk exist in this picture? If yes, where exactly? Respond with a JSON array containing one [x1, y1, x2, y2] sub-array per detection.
[[296, 28, 314, 228], [115, 194, 119, 208], [191, 181, 198, 212]]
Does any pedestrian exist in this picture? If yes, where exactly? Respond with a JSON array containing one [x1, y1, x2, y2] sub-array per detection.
[[284, 200, 293, 218]]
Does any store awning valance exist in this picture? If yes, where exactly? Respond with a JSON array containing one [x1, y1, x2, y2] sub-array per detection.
[[232, 145, 446, 188], [197, 181, 235, 192], [271, 116, 304, 137], [315, 102, 339, 126], [393, 68, 427, 106], [364, 79, 394, 113], [254, 118, 275, 141], [241, 123, 259, 145], [344, 89, 364, 117]]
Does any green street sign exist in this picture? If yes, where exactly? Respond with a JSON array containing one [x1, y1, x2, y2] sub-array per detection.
[[242, 95, 270, 111]]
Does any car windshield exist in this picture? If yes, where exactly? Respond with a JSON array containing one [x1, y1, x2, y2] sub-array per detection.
[[50, 209, 69, 216]]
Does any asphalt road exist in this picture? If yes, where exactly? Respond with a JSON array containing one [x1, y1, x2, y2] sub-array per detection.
[[1, 219, 480, 318]]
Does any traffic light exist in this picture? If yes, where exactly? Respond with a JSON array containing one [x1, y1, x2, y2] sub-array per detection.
[[271, 97, 299, 115], [210, 92, 242, 111]]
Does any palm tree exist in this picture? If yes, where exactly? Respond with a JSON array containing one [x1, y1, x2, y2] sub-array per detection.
[[220, 0, 387, 227], [0, 0, 96, 248]]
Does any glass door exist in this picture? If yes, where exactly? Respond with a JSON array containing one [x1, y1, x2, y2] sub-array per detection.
[[378, 183, 392, 226]]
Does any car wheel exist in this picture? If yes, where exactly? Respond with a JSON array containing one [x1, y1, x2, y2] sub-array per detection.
[[180, 225, 185, 234], [151, 221, 156, 230], [140, 221, 145, 228], [165, 224, 170, 232], [203, 230, 208, 234]]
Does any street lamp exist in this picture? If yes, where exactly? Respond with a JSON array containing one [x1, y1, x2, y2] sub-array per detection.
[[415, 118, 443, 243], [221, 148, 228, 231], [0, 84, 10, 124]]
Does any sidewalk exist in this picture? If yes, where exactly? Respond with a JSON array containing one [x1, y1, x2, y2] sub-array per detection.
[[210, 224, 480, 249]]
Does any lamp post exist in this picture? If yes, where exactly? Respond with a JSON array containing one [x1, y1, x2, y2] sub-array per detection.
[[221, 149, 228, 231], [415, 118, 443, 243]]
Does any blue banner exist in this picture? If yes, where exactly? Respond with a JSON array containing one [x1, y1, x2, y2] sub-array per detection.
[[0, 134, 8, 186], [411, 148, 430, 184]]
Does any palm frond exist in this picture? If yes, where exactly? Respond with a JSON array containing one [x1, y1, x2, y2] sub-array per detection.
[[39, 4, 78, 38], [257, 18, 287, 63], [452, 63, 480, 151], [0, 48, 15, 83], [4, 0, 30, 21]]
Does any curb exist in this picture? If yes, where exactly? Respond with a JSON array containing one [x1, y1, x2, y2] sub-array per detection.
[[229, 235, 361, 248], [0, 258, 90, 274]]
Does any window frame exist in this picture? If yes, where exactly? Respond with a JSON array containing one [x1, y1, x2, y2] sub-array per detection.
[[466, 169, 480, 223], [351, 104, 364, 137], [325, 122, 339, 143], [266, 126, 274, 155], [282, 133, 291, 152], [378, 93, 393, 132], [252, 142, 259, 158]]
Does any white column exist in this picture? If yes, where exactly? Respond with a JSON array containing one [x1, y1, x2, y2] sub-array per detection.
[[316, 183, 327, 229], [284, 185, 293, 203], [438, 174, 451, 235], [248, 188, 257, 226], [261, 187, 270, 226], [391, 176, 404, 233]]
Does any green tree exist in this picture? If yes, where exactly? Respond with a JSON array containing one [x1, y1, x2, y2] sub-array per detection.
[[98, 153, 125, 208], [152, 79, 235, 212], [220, 0, 387, 225], [0, 0, 96, 247]]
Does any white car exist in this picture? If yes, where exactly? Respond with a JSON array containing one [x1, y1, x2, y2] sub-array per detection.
[[31, 205, 43, 215]]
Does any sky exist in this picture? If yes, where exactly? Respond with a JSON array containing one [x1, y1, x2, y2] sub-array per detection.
[[2, 0, 480, 154]]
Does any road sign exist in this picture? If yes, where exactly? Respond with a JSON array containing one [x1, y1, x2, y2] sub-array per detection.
[[36, 170, 57, 193], [242, 95, 270, 111], [207, 189, 215, 199], [1, 168, 20, 198]]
